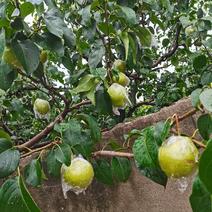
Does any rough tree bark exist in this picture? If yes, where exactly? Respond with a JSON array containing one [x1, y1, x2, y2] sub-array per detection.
[[102, 97, 198, 142], [19, 97, 200, 212]]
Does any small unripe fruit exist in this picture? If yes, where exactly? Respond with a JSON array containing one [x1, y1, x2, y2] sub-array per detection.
[[112, 72, 130, 87], [2, 46, 22, 69], [33, 98, 50, 116], [185, 26, 196, 36], [63, 157, 94, 189], [158, 136, 199, 178], [113, 60, 126, 73], [107, 83, 129, 107], [40, 50, 48, 64]]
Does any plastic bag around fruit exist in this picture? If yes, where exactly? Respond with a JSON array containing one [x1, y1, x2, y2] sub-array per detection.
[[61, 155, 94, 198]]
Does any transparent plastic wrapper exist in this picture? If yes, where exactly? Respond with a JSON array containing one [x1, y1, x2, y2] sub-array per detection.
[[61, 155, 94, 199], [159, 136, 199, 178]]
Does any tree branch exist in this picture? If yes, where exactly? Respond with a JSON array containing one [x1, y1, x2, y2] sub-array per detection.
[[102, 98, 198, 143], [0, 120, 13, 136], [93, 150, 134, 158], [17, 100, 91, 150], [20, 139, 61, 158], [16, 69, 69, 105], [152, 25, 182, 68]]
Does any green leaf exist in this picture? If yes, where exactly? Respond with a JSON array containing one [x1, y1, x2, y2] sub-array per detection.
[[24, 159, 42, 187], [0, 148, 20, 178], [119, 31, 129, 60], [160, 0, 173, 13], [46, 148, 62, 177], [0, 176, 41, 212], [46, 143, 71, 177], [95, 87, 113, 114], [80, 5, 91, 26], [20, 2, 34, 17], [153, 121, 171, 146], [128, 33, 137, 64], [12, 40, 40, 74], [197, 114, 212, 140], [0, 138, 12, 154], [93, 159, 114, 185], [90, 68, 107, 80], [190, 176, 212, 212], [0, 29, 5, 58], [63, 120, 82, 146], [44, 8, 75, 46], [63, 120, 94, 158], [191, 88, 202, 107], [63, 28, 76, 48], [72, 74, 95, 94], [136, 26, 152, 47], [54, 143, 72, 166], [0, 129, 11, 140], [133, 127, 167, 186], [118, 6, 137, 25], [88, 40, 105, 69], [133, 128, 158, 168], [179, 16, 191, 28], [200, 89, 212, 112], [35, 32, 64, 57], [203, 38, 212, 49], [84, 79, 100, 104], [201, 71, 212, 85], [77, 114, 101, 143], [44, 8, 64, 38], [73, 141, 93, 158], [193, 55, 207, 71], [111, 157, 131, 182], [0, 64, 17, 91], [199, 141, 212, 194], [98, 22, 116, 35]]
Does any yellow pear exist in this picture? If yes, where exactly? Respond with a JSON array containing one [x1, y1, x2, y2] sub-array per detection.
[[112, 72, 130, 87], [33, 98, 50, 115], [158, 136, 199, 178], [63, 157, 94, 189]]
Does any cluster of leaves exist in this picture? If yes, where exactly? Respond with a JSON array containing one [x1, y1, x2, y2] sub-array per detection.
[[0, 0, 211, 211]]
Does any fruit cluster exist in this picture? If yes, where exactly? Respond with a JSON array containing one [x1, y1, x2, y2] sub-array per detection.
[[107, 60, 131, 114]]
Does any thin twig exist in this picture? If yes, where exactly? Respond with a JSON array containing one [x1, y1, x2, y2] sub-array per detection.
[[170, 128, 206, 148], [17, 100, 91, 150], [93, 150, 134, 158], [21, 140, 61, 158], [152, 24, 182, 68]]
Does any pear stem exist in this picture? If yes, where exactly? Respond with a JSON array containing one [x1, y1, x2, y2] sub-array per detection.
[[172, 114, 180, 135]]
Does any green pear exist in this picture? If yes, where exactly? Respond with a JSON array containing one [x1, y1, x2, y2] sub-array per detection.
[[107, 83, 129, 107], [158, 136, 198, 178], [63, 157, 94, 189], [33, 98, 50, 115], [112, 72, 130, 87], [113, 59, 126, 73]]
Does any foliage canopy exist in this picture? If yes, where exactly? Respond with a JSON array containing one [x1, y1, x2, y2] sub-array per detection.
[[0, 0, 211, 211]]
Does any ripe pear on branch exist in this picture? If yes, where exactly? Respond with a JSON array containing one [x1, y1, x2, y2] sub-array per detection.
[[158, 135, 199, 178], [33, 98, 50, 119], [61, 156, 94, 198], [107, 83, 131, 108], [112, 59, 126, 73], [112, 72, 130, 87]]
